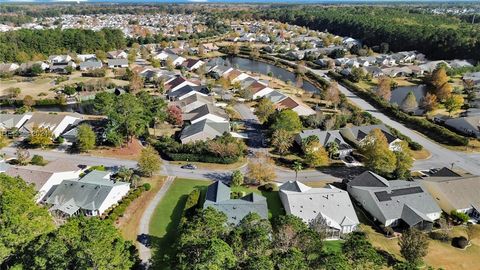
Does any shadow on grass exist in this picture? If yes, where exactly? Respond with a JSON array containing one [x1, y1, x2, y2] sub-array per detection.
[[148, 185, 209, 270], [260, 190, 285, 219]]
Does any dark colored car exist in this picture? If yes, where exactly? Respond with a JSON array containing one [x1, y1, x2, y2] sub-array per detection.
[[181, 164, 198, 170], [345, 156, 355, 163]]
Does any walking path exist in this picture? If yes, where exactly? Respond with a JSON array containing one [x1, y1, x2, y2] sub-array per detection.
[[137, 175, 175, 266]]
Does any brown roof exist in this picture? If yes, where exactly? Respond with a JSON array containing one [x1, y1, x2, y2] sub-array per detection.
[[224, 69, 242, 81], [5, 167, 54, 191], [276, 97, 300, 110], [247, 81, 267, 94]]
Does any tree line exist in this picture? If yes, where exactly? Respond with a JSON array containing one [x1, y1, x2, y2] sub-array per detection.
[[0, 28, 126, 62], [232, 6, 480, 61]]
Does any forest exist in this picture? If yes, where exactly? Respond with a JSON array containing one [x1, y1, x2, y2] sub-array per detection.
[[0, 28, 126, 62], [243, 6, 480, 61]]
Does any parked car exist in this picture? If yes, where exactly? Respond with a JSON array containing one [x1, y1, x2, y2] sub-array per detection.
[[344, 156, 354, 163], [181, 164, 198, 170]]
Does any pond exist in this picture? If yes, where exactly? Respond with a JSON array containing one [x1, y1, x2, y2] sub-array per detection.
[[0, 102, 93, 114], [390, 84, 428, 106], [209, 56, 321, 93]]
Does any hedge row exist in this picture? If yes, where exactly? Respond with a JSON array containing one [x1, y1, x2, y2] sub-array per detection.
[[0, 98, 61, 107], [165, 152, 239, 164], [386, 125, 423, 150], [105, 185, 146, 221], [183, 189, 201, 217], [328, 71, 469, 146]]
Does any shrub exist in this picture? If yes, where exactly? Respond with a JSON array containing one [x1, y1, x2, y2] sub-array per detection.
[[230, 190, 244, 199], [452, 236, 469, 249], [429, 231, 450, 242], [183, 189, 200, 216], [450, 210, 469, 224], [105, 187, 145, 221], [143, 183, 151, 191], [259, 182, 277, 192], [30, 155, 45, 166]]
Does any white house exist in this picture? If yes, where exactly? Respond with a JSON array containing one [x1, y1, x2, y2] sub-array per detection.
[[275, 97, 316, 116], [184, 104, 229, 124], [21, 112, 83, 138], [107, 50, 128, 59], [165, 76, 200, 93], [3, 159, 84, 202], [279, 181, 360, 239], [107, 59, 128, 68], [77, 54, 97, 62], [44, 170, 130, 217]]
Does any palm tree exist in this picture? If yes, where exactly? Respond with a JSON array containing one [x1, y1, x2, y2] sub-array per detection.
[[292, 161, 303, 181]]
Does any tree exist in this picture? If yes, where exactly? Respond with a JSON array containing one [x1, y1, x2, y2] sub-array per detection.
[[360, 129, 397, 175], [227, 43, 240, 55], [231, 170, 244, 187], [343, 231, 384, 270], [271, 110, 302, 133], [421, 92, 438, 111], [198, 44, 205, 57], [274, 248, 308, 270], [76, 124, 96, 152], [430, 67, 449, 89], [400, 91, 418, 112], [15, 148, 30, 166], [271, 129, 293, 155], [166, 57, 175, 71], [29, 126, 54, 148], [0, 132, 7, 150], [436, 82, 453, 100], [129, 71, 144, 93], [30, 154, 45, 166], [255, 98, 276, 124], [325, 82, 341, 109], [167, 105, 183, 126], [23, 95, 35, 108], [247, 153, 276, 184], [444, 94, 464, 115], [350, 67, 365, 82], [303, 140, 329, 168], [375, 76, 392, 101], [29, 63, 44, 76], [14, 217, 138, 270], [6, 87, 21, 98], [138, 146, 161, 177], [325, 141, 339, 159], [292, 161, 303, 181], [393, 141, 413, 179], [398, 228, 429, 267], [0, 174, 54, 263]]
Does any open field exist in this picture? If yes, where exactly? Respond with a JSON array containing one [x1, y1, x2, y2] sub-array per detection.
[[116, 176, 166, 242]]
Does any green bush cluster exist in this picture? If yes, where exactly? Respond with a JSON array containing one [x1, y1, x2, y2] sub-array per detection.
[[184, 189, 201, 214], [387, 125, 423, 151], [30, 155, 45, 166], [328, 71, 469, 146], [105, 186, 145, 221], [450, 210, 470, 224], [81, 69, 106, 78]]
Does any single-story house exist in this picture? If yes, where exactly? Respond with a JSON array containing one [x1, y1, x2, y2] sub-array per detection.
[[275, 97, 316, 116], [180, 120, 230, 144], [224, 69, 250, 83], [280, 181, 359, 239], [204, 181, 268, 225], [294, 129, 353, 156], [0, 113, 32, 131], [165, 76, 200, 93], [77, 54, 97, 62], [79, 61, 103, 71], [419, 167, 480, 222], [107, 50, 128, 59], [21, 112, 83, 138], [174, 93, 214, 113], [183, 104, 229, 124], [444, 116, 480, 138], [339, 124, 401, 150], [347, 171, 441, 230], [264, 90, 288, 104], [167, 85, 208, 101], [44, 170, 130, 217], [48, 55, 72, 64], [181, 59, 205, 71], [107, 59, 128, 68], [3, 159, 84, 202], [50, 61, 77, 73], [0, 63, 19, 73], [247, 81, 275, 100]]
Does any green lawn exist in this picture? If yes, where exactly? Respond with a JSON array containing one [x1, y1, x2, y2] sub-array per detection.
[[324, 240, 344, 253], [148, 179, 284, 269]]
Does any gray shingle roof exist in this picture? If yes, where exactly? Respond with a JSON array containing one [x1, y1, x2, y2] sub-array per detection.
[[340, 124, 397, 145], [295, 129, 352, 151], [180, 120, 230, 143], [204, 181, 268, 225]]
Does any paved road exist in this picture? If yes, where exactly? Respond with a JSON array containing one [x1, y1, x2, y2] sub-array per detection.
[[1, 146, 137, 168], [137, 175, 175, 267], [308, 69, 480, 174]]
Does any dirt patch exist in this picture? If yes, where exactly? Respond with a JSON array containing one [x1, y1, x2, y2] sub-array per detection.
[[412, 149, 431, 160], [116, 176, 165, 242], [91, 139, 144, 160]]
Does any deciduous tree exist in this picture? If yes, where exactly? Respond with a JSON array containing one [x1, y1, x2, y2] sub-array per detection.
[[393, 141, 413, 179], [76, 124, 96, 152], [375, 76, 392, 101], [421, 92, 438, 111], [343, 231, 384, 270], [247, 153, 276, 184], [444, 94, 464, 115], [255, 98, 276, 124], [303, 140, 329, 168], [398, 228, 429, 267], [360, 128, 397, 175], [271, 110, 303, 133], [271, 129, 293, 155], [400, 91, 418, 112], [138, 146, 161, 176], [231, 170, 244, 187], [29, 126, 54, 148], [325, 81, 341, 109]]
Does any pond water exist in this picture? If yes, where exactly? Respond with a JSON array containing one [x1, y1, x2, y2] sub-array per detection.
[[209, 56, 321, 93], [0, 103, 92, 114]]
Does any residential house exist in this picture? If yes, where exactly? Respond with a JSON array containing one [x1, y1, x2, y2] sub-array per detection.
[[265, 90, 288, 104], [181, 59, 205, 71], [208, 65, 234, 79], [204, 181, 268, 225], [247, 81, 274, 100], [202, 43, 219, 52], [275, 97, 316, 116], [339, 124, 401, 150], [419, 61, 450, 73], [77, 54, 97, 62], [419, 167, 480, 222], [174, 93, 214, 113], [21, 112, 83, 138], [169, 54, 187, 67], [48, 55, 72, 64], [3, 159, 84, 202], [224, 69, 250, 83], [279, 181, 359, 239], [183, 104, 229, 124], [180, 119, 230, 144], [294, 129, 353, 156], [0, 113, 31, 131], [444, 116, 480, 138], [19, 61, 49, 72], [79, 61, 103, 71], [107, 59, 128, 68], [153, 50, 170, 61], [364, 66, 384, 77], [347, 171, 441, 230], [107, 50, 128, 59], [0, 63, 19, 73], [167, 85, 208, 101], [44, 170, 130, 217], [381, 67, 413, 77], [165, 76, 200, 93]]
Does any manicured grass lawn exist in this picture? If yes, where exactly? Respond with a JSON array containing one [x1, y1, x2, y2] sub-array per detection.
[[148, 179, 284, 269], [324, 240, 344, 253]]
